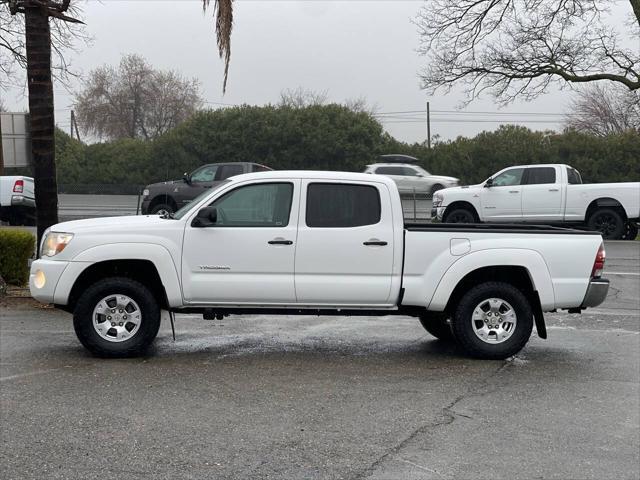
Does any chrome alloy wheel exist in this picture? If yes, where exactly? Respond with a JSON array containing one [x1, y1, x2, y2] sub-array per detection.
[[92, 294, 142, 342], [471, 297, 517, 344]]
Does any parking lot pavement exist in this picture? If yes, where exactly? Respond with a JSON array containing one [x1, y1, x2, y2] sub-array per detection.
[[1, 242, 638, 480]]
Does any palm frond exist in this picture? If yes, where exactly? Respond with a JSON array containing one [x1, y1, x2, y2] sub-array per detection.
[[203, 0, 234, 93]]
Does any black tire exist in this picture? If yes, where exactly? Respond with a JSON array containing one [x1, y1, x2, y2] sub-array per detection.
[[430, 184, 445, 195], [418, 314, 455, 341], [444, 208, 475, 223], [451, 282, 533, 360], [587, 208, 625, 240], [73, 277, 161, 358], [621, 222, 638, 241], [150, 203, 175, 216]]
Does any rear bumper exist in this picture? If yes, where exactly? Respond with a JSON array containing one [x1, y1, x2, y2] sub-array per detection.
[[580, 278, 609, 308], [11, 195, 36, 208]]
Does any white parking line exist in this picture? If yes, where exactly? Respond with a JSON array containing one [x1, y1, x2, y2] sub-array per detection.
[[605, 272, 640, 276], [0, 368, 63, 383]]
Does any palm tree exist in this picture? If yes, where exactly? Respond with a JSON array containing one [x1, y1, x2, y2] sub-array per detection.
[[8, 0, 235, 241], [203, 0, 234, 92]]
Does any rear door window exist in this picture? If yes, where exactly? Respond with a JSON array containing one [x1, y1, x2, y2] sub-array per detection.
[[306, 183, 381, 227], [524, 167, 556, 185], [375, 166, 405, 175], [217, 164, 246, 180]]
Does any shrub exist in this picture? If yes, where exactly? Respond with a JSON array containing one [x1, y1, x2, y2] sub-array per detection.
[[0, 229, 35, 286]]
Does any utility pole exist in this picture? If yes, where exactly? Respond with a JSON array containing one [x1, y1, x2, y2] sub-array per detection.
[[70, 110, 80, 141], [426, 101, 431, 149], [70, 110, 74, 139]]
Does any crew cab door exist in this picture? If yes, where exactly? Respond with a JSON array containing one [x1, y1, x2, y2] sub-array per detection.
[[181, 180, 300, 304], [294, 180, 395, 305], [521, 166, 563, 221], [480, 167, 524, 221]]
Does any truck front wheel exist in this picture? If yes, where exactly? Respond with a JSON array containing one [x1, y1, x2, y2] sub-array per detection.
[[73, 277, 161, 357], [444, 208, 475, 223], [451, 282, 533, 360]]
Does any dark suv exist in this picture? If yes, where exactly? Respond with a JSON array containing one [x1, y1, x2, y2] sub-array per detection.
[[141, 162, 272, 215]]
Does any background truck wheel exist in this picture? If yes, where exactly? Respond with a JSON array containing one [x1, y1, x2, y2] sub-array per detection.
[[587, 208, 625, 240], [444, 208, 475, 223], [621, 221, 638, 240], [150, 203, 175, 216], [451, 282, 533, 360], [73, 277, 161, 358], [418, 314, 455, 341]]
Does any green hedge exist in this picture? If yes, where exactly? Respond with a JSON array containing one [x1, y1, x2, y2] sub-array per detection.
[[0, 229, 35, 286]]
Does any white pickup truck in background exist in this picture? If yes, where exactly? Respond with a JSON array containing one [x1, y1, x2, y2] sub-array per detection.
[[30, 171, 609, 360], [0, 175, 36, 225], [431, 164, 640, 239]]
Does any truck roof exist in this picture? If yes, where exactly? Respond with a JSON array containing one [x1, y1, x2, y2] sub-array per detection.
[[226, 170, 398, 187]]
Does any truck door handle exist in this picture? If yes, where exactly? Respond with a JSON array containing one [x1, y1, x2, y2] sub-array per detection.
[[268, 239, 293, 245], [363, 240, 388, 246], [549, 188, 559, 192], [509, 190, 519, 193]]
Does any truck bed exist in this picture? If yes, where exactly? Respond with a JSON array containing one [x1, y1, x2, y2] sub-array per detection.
[[404, 222, 602, 235]]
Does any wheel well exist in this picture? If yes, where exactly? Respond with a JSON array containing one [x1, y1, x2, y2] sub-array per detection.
[[585, 198, 627, 222], [67, 260, 168, 312], [149, 194, 177, 212], [444, 266, 538, 315], [443, 201, 480, 222]]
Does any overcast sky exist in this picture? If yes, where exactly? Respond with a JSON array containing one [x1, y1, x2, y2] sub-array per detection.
[[2, 0, 630, 143]]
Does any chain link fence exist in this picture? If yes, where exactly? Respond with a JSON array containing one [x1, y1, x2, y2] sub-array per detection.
[[56, 185, 432, 223]]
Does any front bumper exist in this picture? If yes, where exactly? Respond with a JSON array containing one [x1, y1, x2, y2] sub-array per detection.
[[431, 206, 445, 222], [580, 278, 609, 308], [11, 195, 36, 208], [140, 198, 151, 214], [29, 259, 69, 304]]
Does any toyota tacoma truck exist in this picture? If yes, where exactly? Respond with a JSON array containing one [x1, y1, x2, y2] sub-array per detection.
[[30, 171, 609, 360], [431, 164, 640, 239]]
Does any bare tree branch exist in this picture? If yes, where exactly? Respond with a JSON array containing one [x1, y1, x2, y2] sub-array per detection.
[[416, 0, 640, 103], [74, 54, 203, 141], [565, 83, 640, 135]]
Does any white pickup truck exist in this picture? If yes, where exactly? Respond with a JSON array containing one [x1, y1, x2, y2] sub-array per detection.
[[0, 175, 36, 225], [29, 171, 609, 360], [431, 164, 640, 239]]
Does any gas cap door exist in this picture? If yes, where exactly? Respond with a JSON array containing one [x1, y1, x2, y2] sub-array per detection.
[[450, 238, 471, 256]]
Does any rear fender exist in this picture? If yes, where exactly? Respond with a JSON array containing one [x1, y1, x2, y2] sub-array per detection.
[[428, 249, 555, 311]]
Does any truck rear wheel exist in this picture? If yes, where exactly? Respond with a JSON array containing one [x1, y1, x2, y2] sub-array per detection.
[[73, 277, 161, 357], [587, 208, 625, 240], [418, 314, 455, 341], [451, 282, 533, 360]]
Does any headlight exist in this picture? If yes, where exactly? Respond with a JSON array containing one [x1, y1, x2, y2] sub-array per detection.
[[432, 193, 443, 207], [142, 189, 150, 197], [41, 232, 74, 257]]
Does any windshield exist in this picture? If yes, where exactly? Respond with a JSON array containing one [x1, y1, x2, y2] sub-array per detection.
[[172, 180, 231, 220]]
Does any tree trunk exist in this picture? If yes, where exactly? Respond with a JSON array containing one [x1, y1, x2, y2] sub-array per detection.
[[24, 4, 59, 243]]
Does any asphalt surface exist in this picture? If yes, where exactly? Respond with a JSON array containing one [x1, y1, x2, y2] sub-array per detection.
[[1, 241, 638, 480]]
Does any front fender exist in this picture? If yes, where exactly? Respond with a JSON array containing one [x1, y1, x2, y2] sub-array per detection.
[[54, 243, 183, 307], [427, 248, 555, 311]]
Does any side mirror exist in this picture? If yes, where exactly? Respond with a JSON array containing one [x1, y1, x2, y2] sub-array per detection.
[[183, 172, 192, 185], [191, 206, 217, 227], [484, 178, 493, 188]]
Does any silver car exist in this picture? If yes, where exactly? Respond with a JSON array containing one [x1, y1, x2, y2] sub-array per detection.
[[364, 162, 459, 194]]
